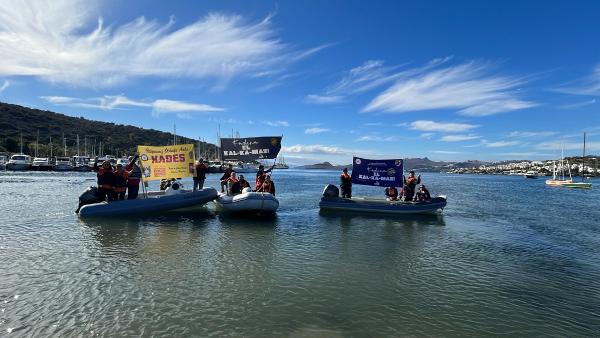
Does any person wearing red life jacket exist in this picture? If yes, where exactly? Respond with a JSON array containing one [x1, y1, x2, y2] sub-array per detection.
[[220, 164, 234, 193], [257, 175, 276, 196], [113, 163, 128, 201], [340, 168, 352, 198], [93, 158, 115, 201], [403, 170, 421, 201], [255, 164, 275, 189]]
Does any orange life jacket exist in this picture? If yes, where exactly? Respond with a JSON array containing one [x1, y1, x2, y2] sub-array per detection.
[[113, 170, 128, 192]]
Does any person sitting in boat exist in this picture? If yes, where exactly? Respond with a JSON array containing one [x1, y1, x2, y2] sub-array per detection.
[[238, 175, 251, 190], [93, 158, 115, 202], [193, 158, 208, 191], [113, 163, 128, 201], [227, 172, 241, 195], [220, 164, 234, 193], [403, 170, 421, 201], [255, 164, 275, 189], [415, 184, 431, 202], [160, 178, 176, 191], [385, 186, 399, 201], [257, 175, 276, 196], [340, 168, 352, 198], [126, 154, 141, 200]]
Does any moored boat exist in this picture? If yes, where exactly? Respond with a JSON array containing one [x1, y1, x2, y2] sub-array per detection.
[[319, 184, 447, 215], [6, 154, 31, 171], [214, 189, 279, 213], [31, 157, 53, 171], [524, 171, 538, 179], [78, 187, 218, 217], [54, 156, 73, 171]]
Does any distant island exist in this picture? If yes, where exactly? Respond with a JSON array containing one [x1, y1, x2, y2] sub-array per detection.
[[296, 158, 487, 172], [295, 162, 351, 170]]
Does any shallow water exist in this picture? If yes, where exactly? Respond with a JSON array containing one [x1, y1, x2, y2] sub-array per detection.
[[0, 170, 599, 337]]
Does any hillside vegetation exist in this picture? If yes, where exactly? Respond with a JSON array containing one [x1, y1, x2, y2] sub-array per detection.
[[0, 102, 218, 157]]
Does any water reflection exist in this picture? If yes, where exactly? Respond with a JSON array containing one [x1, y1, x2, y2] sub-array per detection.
[[318, 209, 446, 227]]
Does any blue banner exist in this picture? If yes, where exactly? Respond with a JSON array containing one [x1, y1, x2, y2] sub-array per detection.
[[351, 157, 404, 187]]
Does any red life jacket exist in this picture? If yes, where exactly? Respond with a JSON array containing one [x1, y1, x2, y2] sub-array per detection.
[[255, 174, 266, 190], [262, 181, 273, 193], [113, 170, 128, 192], [97, 167, 115, 190]]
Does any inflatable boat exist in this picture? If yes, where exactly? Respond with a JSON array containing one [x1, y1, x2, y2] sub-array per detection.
[[318, 184, 446, 215], [214, 189, 279, 214], [77, 187, 218, 217]]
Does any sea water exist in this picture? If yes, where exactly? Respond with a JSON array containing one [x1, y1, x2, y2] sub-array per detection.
[[0, 170, 599, 337]]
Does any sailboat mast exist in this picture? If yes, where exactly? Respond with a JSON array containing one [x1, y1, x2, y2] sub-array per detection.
[[35, 129, 39, 158], [582, 132, 586, 182], [49, 135, 53, 158], [20, 132, 23, 154]]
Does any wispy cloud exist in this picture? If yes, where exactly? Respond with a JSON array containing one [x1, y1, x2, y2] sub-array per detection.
[[363, 61, 536, 116], [430, 150, 464, 154], [498, 152, 554, 158], [553, 65, 600, 96], [40, 95, 224, 117], [0, 1, 311, 88], [483, 140, 521, 148], [508, 130, 559, 138], [356, 135, 400, 142], [283, 144, 377, 157], [409, 120, 479, 133], [305, 127, 330, 134], [535, 141, 600, 151], [265, 120, 290, 127], [440, 134, 481, 142], [305, 94, 344, 104], [363, 122, 384, 126], [0, 79, 9, 93], [420, 133, 435, 139], [559, 99, 596, 110]]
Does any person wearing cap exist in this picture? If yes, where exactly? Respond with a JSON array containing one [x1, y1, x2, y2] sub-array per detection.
[[340, 168, 352, 198], [403, 170, 421, 201], [255, 164, 275, 190], [125, 154, 141, 199], [93, 157, 115, 201], [113, 163, 128, 201], [193, 158, 208, 191]]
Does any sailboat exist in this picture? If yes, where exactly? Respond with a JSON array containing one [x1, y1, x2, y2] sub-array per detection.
[[274, 155, 289, 169], [545, 133, 592, 189]]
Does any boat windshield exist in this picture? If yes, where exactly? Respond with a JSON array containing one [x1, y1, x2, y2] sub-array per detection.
[[11, 155, 28, 161]]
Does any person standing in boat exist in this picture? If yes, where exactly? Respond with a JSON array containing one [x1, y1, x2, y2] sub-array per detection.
[[257, 175, 276, 196], [340, 168, 352, 198], [385, 186, 399, 201], [93, 158, 115, 202], [113, 163, 128, 201], [126, 154, 141, 200], [193, 158, 208, 191], [238, 175, 251, 190], [255, 164, 275, 190], [403, 170, 421, 201], [220, 164, 234, 193]]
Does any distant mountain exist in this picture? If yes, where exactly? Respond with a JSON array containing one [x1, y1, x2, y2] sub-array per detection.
[[0, 102, 218, 157], [296, 162, 351, 170]]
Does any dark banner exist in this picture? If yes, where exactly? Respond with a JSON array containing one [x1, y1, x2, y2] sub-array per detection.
[[351, 157, 404, 187], [221, 136, 282, 161]]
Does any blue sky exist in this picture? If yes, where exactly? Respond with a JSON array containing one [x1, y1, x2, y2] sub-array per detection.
[[1, 0, 599, 164]]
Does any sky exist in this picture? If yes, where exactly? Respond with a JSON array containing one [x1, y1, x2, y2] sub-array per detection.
[[1, 0, 600, 165]]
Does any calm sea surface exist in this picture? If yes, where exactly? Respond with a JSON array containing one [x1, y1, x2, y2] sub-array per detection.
[[0, 170, 599, 337]]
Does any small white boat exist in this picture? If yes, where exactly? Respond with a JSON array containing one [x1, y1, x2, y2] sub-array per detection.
[[6, 154, 31, 171], [319, 184, 446, 215], [72, 156, 91, 172], [54, 156, 73, 171], [524, 171, 538, 179], [232, 162, 259, 173], [214, 189, 279, 213], [78, 187, 218, 217], [31, 157, 53, 171]]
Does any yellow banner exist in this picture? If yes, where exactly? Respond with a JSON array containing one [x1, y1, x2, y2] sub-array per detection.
[[137, 144, 196, 181]]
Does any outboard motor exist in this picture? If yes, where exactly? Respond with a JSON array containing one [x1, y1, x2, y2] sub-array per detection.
[[322, 184, 339, 198], [76, 186, 103, 213]]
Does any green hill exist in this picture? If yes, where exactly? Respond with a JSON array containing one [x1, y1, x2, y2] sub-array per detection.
[[0, 102, 218, 158]]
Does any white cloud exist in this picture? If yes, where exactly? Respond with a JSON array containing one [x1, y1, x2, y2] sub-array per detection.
[[409, 120, 479, 133], [283, 144, 354, 156], [265, 120, 290, 127], [535, 141, 600, 151], [363, 122, 384, 126], [430, 150, 464, 154], [483, 140, 521, 148], [363, 61, 536, 116], [559, 99, 596, 110], [554, 65, 600, 96], [508, 131, 558, 138], [0, 79, 9, 93], [305, 94, 344, 104], [40, 95, 224, 116], [440, 134, 481, 142], [356, 135, 399, 142], [305, 127, 330, 134], [0, 0, 303, 88], [420, 133, 435, 139]]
